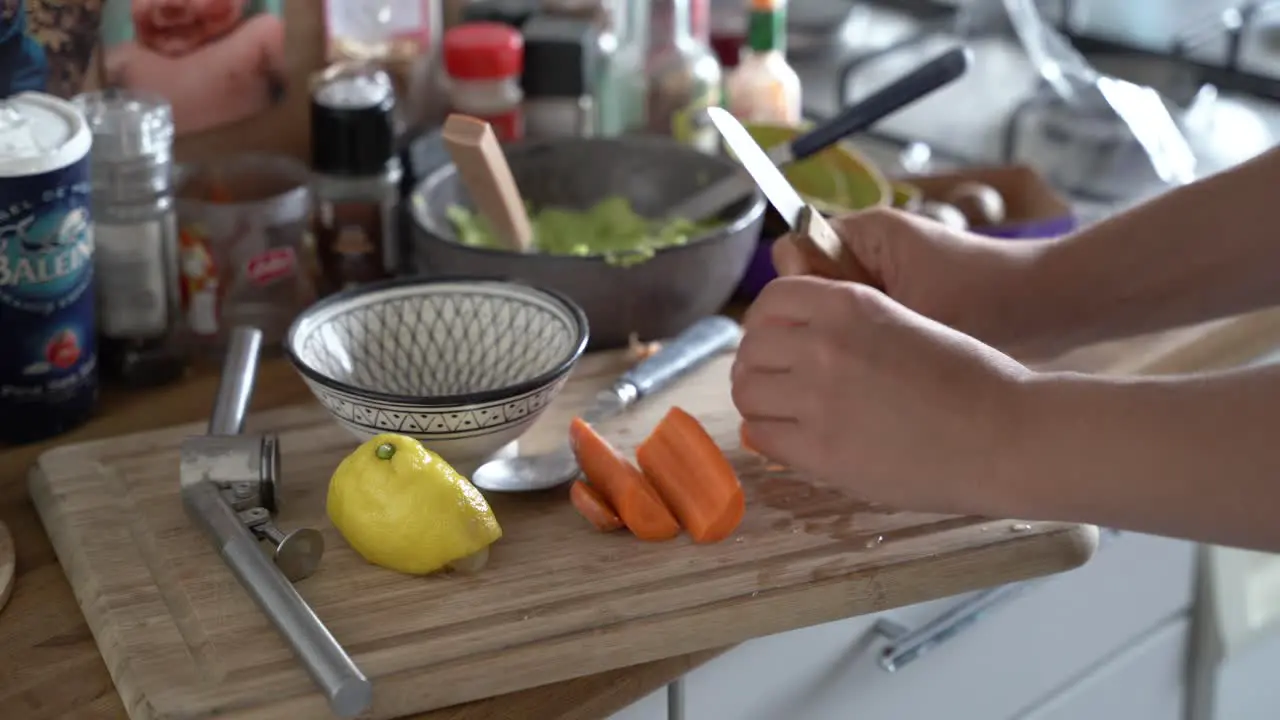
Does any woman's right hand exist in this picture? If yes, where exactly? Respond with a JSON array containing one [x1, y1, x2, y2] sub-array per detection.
[[772, 208, 1056, 356]]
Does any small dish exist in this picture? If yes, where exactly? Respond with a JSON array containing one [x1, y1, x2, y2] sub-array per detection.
[[285, 276, 589, 473]]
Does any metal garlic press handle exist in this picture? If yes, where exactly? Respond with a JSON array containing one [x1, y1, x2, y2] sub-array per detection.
[[616, 316, 742, 399], [192, 326, 373, 717], [868, 528, 1118, 672], [210, 327, 263, 435]]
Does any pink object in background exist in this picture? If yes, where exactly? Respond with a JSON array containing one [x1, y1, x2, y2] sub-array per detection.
[[102, 0, 288, 136], [132, 0, 244, 55]]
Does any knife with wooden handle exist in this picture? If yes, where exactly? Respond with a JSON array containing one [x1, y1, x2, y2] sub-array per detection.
[[702, 107, 869, 282]]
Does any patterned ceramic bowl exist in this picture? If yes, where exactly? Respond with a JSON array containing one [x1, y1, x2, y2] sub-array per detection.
[[285, 277, 589, 472]]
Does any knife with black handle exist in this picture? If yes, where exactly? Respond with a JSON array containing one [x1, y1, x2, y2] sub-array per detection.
[[669, 45, 971, 224]]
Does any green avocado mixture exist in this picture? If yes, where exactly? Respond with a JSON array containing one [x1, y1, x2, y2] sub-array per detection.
[[446, 196, 722, 267]]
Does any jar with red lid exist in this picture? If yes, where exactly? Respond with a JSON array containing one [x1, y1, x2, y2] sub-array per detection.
[[443, 22, 525, 142]]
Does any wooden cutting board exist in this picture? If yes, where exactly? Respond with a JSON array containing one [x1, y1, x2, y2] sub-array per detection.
[[0, 520, 13, 616], [29, 350, 1095, 720]]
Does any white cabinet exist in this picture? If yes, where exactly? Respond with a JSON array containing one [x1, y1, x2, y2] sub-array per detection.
[[607, 686, 667, 720], [1020, 617, 1189, 720], [1191, 544, 1280, 720], [680, 532, 1194, 720]]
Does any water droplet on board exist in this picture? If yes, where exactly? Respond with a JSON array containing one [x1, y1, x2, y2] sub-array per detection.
[[864, 535, 884, 549], [1010, 523, 1033, 533]]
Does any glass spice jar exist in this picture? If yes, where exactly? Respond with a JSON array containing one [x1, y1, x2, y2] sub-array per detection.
[[74, 88, 188, 387], [175, 154, 319, 356], [310, 62, 404, 294]]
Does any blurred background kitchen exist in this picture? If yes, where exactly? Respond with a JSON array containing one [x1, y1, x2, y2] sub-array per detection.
[[4, 0, 1280, 718]]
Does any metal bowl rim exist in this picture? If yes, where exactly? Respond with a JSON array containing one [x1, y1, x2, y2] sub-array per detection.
[[409, 136, 768, 262]]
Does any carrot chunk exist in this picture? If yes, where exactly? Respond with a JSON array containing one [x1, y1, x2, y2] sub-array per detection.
[[569, 417, 681, 541], [570, 480, 624, 532], [637, 408, 745, 544]]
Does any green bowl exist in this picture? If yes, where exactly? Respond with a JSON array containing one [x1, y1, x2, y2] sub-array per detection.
[[743, 122, 892, 213]]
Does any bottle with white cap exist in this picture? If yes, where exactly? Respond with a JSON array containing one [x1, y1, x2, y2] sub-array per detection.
[[73, 89, 187, 387]]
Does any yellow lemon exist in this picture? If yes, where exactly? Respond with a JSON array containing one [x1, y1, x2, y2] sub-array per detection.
[[327, 433, 502, 575]]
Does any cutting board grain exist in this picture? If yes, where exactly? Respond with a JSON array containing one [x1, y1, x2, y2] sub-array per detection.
[[0, 520, 13, 615], [29, 350, 1096, 720]]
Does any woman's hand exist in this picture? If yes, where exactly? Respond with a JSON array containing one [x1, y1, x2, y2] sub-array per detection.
[[732, 275, 1034, 516], [772, 208, 1057, 357]]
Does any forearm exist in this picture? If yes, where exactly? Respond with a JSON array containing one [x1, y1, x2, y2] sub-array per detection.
[[1017, 147, 1280, 355], [1000, 366, 1280, 551]]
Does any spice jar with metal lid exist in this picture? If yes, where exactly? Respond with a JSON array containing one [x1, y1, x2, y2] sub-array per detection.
[[72, 89, 187, 387], [310, 62, 404, 295], [443, 23, 525, 142], [522, 15, 598, 138]]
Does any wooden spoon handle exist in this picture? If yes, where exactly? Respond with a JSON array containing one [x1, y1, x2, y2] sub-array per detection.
[[441, 114, 534, 253]]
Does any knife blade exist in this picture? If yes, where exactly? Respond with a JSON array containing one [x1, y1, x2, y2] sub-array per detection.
[[703, 107, 849, 277]]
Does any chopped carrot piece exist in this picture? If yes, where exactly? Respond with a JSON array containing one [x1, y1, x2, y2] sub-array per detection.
[[637, 408, 745, 544], [570, 480, 623, 532], [570, 417, 681, 541]]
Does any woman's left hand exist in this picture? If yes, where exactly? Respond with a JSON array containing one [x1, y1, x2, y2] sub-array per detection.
[[732, 275, 1035, 516]]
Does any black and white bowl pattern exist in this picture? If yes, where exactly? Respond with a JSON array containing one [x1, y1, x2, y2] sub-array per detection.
[[286, 277, 588, 465]]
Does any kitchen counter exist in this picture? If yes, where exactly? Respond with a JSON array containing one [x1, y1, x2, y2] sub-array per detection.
[[5, 305, 1279, 719]]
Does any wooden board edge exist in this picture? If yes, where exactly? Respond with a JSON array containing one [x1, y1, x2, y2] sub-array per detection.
[[163, 519, 1089, 716], [437, 647, 732, 720], [0, 520, 13, 616], [208, 523, 1096, 719], [385, 523, 1095, 714], [1125, 309, 1280, 375], [27, 465, 160, 720], [1039, 307, 1280, 378]]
